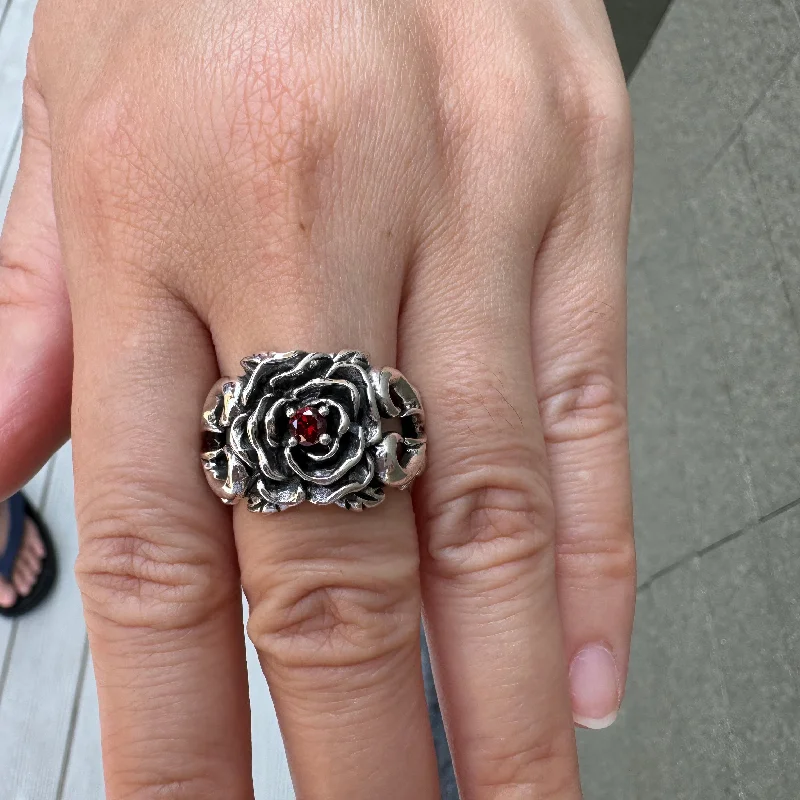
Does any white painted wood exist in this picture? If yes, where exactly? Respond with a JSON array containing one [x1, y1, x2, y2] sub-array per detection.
[[0, 0, 35, 169], [0, 459, 56, 697], [0, 445, 87, 800], [60, 656, 104, 800], [245, 601, 294, 800], [22, 458, 53, 507]]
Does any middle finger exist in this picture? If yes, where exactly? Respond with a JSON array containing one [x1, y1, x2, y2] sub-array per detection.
[[199, 31, 441, 797]]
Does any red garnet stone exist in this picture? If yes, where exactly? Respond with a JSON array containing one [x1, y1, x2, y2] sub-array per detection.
[[288, 406, 327, 446]]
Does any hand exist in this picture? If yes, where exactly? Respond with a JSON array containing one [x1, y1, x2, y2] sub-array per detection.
[[0, 0, 634, 797]]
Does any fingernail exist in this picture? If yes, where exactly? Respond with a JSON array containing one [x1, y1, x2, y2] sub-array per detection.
[[569, 644, 620, 730]]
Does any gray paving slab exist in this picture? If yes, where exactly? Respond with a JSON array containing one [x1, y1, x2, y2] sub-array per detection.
[[627, 0, 800, 263], [627, 218, 757, 580], [742, 51, 800, 330], [646, 561, 740, 800], [698, 511, 800, 800], [644, 217, 756, 543], [627, 258, 696, 579], [692, 138, 800, 515], [576, 593, 651, 799]]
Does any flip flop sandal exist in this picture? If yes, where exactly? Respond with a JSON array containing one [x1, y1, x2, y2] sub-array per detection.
[[0, 493, 57, 618]]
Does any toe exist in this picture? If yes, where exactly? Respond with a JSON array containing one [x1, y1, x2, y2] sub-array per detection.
[[24, 518, 46, 559], [20, 545, 40, 574], [13, 562, 35, 596], [0, 579, 17, 608]]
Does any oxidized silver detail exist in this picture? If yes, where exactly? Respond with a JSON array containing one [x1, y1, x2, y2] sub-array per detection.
[[201, 351, 427, 512]]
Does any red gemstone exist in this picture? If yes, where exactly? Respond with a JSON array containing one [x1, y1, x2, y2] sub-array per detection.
[[288, 406, 326, 446]]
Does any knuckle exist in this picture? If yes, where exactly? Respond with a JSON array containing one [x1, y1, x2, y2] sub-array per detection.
[[555, 58, 632, 165], [115, 777, 216, 800], [422, 460, 555, 582], [469, 729, 580, 798], [245, 549, 420, 671], [75, 491, 234, 631], [556, 535, 636, 586], [539, 371, 627, 446]]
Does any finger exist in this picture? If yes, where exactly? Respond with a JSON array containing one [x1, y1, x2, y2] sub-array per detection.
[[0, 56, 70, 498], [66, 280, 254, 798], [179, 11, 443, 794], [405, 197, 581, 796], [209, 255, 439, 797], [532, 73, 635, 730]]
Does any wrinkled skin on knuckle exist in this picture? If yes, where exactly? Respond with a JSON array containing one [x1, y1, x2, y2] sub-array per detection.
[[556, 534, 636, 587], [113, 776, 221, 800], [538, 370, 628, 446], [421, 384, 555, 583], [465, 727, 581, 798], [550, 50, 632, 181], [74, 483, 237, 632], [422, 466, 556, 585], [244, 545, 421, 671], [419, 368, 557, 583]]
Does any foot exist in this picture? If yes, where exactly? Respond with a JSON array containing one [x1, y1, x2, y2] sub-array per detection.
[[0, 500, 46, 609]]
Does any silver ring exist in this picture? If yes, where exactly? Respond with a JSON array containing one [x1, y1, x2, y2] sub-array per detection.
[[201, 351, 427, 512]]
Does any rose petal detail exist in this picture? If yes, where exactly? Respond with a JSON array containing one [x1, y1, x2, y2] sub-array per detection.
[[264, 397, 290, 448], [203, 379, 243, 428], [371, 368, 401, 418], [241, 351, 305, 405], [333, 350, 370, 368], [203, 447, 251, 505], [270, 352, 335, 393], [326, 362, 382, 445], [291, 378, 360, 419], [336, 483, 385, 511], [307, 452, 375, 505], [248, 477, 306, 512], [201, 379, 228, 433], [229, 413, 256, 468], [306, 398, 350, 438], [285, 427, 366, 485]]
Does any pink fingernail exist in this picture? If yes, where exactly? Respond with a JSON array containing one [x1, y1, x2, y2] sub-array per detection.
[[569, 644, 620, 730]]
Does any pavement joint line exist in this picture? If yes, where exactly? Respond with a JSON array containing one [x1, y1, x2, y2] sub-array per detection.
[[637, 493, 800, 593], [700, 46, 800, 186], [0, 0, 13, 35]]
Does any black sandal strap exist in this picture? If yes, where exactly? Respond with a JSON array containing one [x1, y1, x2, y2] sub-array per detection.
[[0, 493, 25, 582]]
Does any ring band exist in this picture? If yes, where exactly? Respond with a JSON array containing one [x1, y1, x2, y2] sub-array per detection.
[[201, 351, 427, 512]]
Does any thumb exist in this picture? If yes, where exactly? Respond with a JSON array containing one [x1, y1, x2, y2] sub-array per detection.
[[0, 53, 71, 498]]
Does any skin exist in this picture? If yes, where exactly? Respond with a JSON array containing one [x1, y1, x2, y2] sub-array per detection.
[[0, 502, 46, 606], [0, 0, 634, 797]]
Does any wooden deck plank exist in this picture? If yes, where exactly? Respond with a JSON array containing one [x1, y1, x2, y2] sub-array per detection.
[[0, 459, 55, 699], [60, 655, 104, 800], [0, 446, 87, 800], [245, 602, 294, 799], [0, 0, 34, 169]]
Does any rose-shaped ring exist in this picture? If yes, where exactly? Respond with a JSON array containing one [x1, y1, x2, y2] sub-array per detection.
[[201, 351, 427, 512]]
